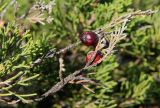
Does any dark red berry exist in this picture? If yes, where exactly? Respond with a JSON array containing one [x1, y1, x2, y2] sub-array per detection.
[[80, 31, 98, 46], [86, 51, 103, 65]]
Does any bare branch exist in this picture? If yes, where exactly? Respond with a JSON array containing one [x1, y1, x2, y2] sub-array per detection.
[[30, 41, 81, 67], [101, 9, 156, 30]]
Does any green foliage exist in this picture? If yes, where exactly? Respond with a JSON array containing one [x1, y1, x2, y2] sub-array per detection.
[[116, 6, 160, 107], [0, 0, 160, 108], [0, 23, 56, 102], [86, 56, 118, 108], [0, 23, 39, 102], [0, 23, 31, 76]]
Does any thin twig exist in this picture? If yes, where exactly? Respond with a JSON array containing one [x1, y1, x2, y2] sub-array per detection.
[[59, 57, 65, 82], [30, 41, 81, 67], [101, 10, 156, 31]]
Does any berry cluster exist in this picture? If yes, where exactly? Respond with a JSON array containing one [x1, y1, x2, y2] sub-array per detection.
[[80, 31, 108, 65]]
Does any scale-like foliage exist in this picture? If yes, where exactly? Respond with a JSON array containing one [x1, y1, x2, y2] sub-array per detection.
[[0, 0, 160, 108]]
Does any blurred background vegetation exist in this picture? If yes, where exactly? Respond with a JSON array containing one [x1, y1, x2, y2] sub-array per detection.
[[0, 0, 160, 108]]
